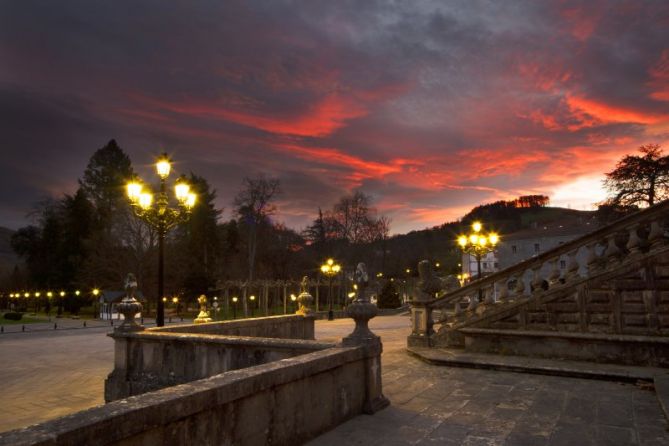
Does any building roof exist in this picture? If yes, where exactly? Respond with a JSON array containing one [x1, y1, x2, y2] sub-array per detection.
[[502, 214, 599, 241]]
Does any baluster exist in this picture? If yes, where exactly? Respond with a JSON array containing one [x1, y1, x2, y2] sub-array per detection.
[[531, 265, 543, 293], [467, 291, 478, 311], [565, 250, 579, 280], [625, 223, 643, 256], [585, 242, 599, 276], [497, 279, 509, 302], [604, 233, 622, 264], [484, 285, 495, 305], [547, 258, 561, 285], [513, 273, 525, 297], [648, 219, 665, 250]]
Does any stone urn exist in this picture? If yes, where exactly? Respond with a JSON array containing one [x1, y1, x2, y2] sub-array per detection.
[[116, 273, 144, 332], [343, 262, 379, 345], [296, 275, 314, 316], [194, 294, 213, 324]]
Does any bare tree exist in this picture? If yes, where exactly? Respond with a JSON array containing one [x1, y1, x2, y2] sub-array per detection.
[[604, 144, 669, 208], [233, 177, 281, 282]]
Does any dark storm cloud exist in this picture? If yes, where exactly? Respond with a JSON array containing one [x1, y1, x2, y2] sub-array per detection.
[[1, 0, 668, 233]]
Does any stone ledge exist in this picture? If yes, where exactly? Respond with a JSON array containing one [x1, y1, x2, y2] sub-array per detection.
[[407, 346, 668, 382], [0, 346, 368, 446], [110, 330, 334, 351], [459, 328, 669, 344]]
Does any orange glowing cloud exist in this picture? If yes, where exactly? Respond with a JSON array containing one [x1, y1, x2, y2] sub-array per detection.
[[565, 95, 666, 125], [133, 93, 367, 137]]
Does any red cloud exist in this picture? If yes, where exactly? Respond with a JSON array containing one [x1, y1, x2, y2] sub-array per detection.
[[565, 94, 666, 125], [648, 49, 669, 102], [560, 5, 600, 42]]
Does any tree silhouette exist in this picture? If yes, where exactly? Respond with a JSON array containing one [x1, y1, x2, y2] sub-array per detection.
[[604, 144, 669, 208]]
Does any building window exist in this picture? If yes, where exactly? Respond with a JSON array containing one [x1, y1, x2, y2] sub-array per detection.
[[534, 243, 540, 254], [560, 260, 566, 269], [512, 245, 517, 254]]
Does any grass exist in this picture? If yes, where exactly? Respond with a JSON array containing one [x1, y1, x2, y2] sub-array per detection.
[[0, 313, 51, 325]]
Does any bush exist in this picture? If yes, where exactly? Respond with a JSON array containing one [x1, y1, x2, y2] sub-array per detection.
[[377, 281, 402, 309], [3, 312, 23, 321]]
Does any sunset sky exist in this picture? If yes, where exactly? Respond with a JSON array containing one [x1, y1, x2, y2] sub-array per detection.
[[1, 1, 668, 234]]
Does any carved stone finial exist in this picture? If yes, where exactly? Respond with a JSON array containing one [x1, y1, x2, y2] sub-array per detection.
[[194, 294, 213, 324], [296, 276, 314, 316], [116, 273, 144, 332], [343, 263, 379, 345]]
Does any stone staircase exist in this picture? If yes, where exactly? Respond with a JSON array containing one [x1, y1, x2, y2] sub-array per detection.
[[408, 200, 669, 368]]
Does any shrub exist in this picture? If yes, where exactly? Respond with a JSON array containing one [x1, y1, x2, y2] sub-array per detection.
[[4, 312, 23, 321], [377, 281, 402, 309]]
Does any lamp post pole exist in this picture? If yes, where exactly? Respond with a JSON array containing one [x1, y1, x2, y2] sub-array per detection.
[[457, 221, 499, 303], [320, 258, 341, 321], [126, 153, 196, 327]]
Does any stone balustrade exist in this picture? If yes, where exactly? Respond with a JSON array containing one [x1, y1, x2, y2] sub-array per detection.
[[409, 200, 669, 347]]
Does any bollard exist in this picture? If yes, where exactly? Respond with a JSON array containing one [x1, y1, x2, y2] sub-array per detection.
[[111, 320, 114, 326], [1, 326, 3, 333], [22, 325, 25, 332], [169, 317, 172, 323], [54, 323, 57, 330], [83, 321, 87, 327]]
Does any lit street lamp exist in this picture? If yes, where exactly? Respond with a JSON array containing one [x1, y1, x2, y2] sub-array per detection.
[[320, 258, 341, 321], [457, 221, 499, 301], [127, 153, 196, 327], [232, 296, 238, 319], [249, 295, 256, 317]]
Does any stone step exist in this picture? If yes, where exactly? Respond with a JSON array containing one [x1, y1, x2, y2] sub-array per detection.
[[407, 346, 669, 382]]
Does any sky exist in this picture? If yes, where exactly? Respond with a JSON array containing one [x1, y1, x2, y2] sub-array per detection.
[[1, 1, 668, 234]]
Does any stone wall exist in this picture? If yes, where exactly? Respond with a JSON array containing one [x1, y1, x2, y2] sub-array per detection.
[[0, 344, 384, 446], [105, 330, 334, 402], [153, 314, 315, 340]]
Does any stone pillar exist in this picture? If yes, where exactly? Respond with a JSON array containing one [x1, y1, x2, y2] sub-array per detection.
[[342, 262, 390, 414], [407, 279, 434, 347]]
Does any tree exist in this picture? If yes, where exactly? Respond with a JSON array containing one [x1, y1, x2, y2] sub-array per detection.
[[79, 139, 134, 223], [233, 176, 281, 281], [604, 144, 669, 208]]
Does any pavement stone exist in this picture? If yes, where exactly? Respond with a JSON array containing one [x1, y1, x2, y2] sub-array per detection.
[[0, 314, 668, 446]]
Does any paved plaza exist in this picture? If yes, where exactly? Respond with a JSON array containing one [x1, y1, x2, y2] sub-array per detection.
[[1, 315, 668, 445]]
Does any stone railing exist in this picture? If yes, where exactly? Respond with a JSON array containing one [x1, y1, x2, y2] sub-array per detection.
[[408, 200, 669, 347], [153, 314, 315, 339], [105, 330, 334, 402]]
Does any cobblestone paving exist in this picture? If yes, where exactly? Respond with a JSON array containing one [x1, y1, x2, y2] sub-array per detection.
[[1, 314, 668, 445], [311, 316, 669, 446]]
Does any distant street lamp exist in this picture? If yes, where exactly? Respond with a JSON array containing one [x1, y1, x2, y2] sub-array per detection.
[[232, 296, 238, 319], [457, 221, 499, 301], [126, 153, 196, 327], [172, 296, 179, 319], [320, 258, 341, 321], [249, 295, 256, 317]]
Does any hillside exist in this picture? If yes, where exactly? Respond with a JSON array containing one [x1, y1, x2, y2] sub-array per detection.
[[379, 204, 598, 277]]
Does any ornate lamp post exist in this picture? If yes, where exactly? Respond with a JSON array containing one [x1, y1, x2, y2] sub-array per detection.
[[249, 294, 256, 317], [457, 221, 499, 301], [320, 258, 341, 321], [126, 153, 196, 327]]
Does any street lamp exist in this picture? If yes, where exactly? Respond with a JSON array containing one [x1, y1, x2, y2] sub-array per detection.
[[126, 153, 196, 327], [249, 295, 256, 317], [457, 221, 499, 301], [172, 297, 179, 319], [232, 296, 238, 319], [320, 258, 341, 321]]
